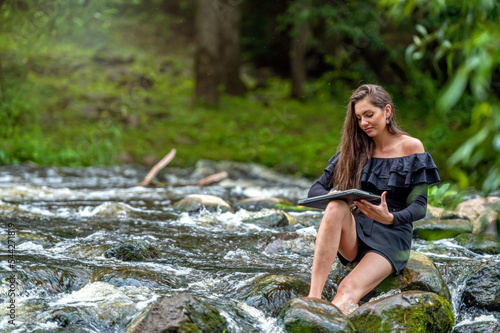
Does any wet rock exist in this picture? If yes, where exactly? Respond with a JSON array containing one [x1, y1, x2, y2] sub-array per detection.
[[124, 293, 226, 333], [471, 208, 499, 234], [92, 266, 184, 289], [456, 197, 500, 219], [287, 212, 323, 227], [454, 233, 500, 254], [278, 297, 355, 332], [462, 261, 500, 311], [173, 194, 233, 213], [103, 240, 161, 261], [452, 319, 500, 333], [413, 218, 472, 240], [375, 251, 450, 301], [349, 291, 454, 333], [264, 234, 315, 256], [242, 274, 310, 317], [242, 208, 293, 227], [235, 197, 292, 211]]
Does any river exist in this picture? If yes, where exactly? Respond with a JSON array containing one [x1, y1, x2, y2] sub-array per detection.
[[0, 162, 498, 332]]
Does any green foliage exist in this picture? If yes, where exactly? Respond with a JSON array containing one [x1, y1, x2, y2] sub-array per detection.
[[427, 183, 463, 209], [381, 0, 500, 194]]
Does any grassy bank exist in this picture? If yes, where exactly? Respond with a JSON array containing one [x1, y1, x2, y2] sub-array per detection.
[[0, 4, 463, 180]]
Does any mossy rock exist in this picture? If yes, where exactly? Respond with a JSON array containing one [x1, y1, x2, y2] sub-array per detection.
[[241, 274, 310, 317], [124, 293, 226, 333], [173, 194, 233, 213], [242, 208, 294, 227], [103, 240, 161, 261], [349, 291, 454, 333], [375, 251, 450, 301], [413, 218, 471, 240], [235, 197, 292, 211], [454, 233, 500, 254], [278, 297, 355, 333]]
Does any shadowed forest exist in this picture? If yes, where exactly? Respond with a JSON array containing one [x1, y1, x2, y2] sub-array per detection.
[[1, 0, 500, 197]]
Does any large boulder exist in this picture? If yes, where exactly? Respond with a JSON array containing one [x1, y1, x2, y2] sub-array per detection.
[[375, 251, 450, 301], [471, 208, 499, 234], [462, 261, 500, 311], [456, 197, 500, 219], [242, 274, 310, 317], [125, 293, 226, 333], [413, 218, 471, 240], [454, 233, 500, 255], [103, 240, 161, 261], [235, 197, 292, 211], [173, 194, 233, 213], [349, 291, 454, 333], [278, 297, 355, 333], [242, 208, 294, 227]]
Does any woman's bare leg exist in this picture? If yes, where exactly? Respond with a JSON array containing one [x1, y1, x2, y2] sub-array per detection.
[[308, 200, 358, 298], [332, 252, 393, 315]]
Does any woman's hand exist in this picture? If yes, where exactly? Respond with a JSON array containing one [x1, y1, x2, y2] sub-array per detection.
[[353, 191, 395, 225]]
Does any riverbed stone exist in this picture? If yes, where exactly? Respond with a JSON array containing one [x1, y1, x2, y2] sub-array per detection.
[[264, 234, 315, 256], [413, 218, 472, 240], [242, 208, 294, 227], [103, 240, 161, 261], [124, 293, 226, 333], [92, 266, 184, 289], [235, 197, 292, 211], [173, 194, 233, 213], [278, 297, 355, 333], [242, 274, 310, 317], [452, 320, 500, 333], [375, 251, 450, 301], [454, 233, 500, 254], [349, 291, 455, 333], [462, 261, 500, 311]]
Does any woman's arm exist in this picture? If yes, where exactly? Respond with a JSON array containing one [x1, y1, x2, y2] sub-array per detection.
[[391, 186, 428, 227], [307, 152, 340, 198]]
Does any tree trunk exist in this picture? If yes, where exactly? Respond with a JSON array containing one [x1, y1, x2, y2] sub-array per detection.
[[290, 0, 310, 100], [195, 0, 221, 104], [218, 0, 246, 95]]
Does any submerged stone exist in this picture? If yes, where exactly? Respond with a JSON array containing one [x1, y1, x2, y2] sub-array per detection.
[[452, 319, 500, 333], [264, 234, 315, 256], [103, 240, 161, 261], [242, 208, 293, 227], [413, 218, 471, 240], [235, 197, 292, 211], [242, 274, 310, 317], [375, 251, 450, 301], [92, 266, 184, 289], [454, 233, 500, 254], [278, 297, 355, 333], [124, 293, 226, 333], [173, 194, 233, 213], [349, 291, 454, 333], [462, 261, 500, 311]]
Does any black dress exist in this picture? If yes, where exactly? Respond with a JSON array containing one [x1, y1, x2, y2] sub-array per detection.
[[308, 151, 441, 275]]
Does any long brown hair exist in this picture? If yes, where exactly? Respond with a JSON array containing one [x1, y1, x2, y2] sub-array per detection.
[[332, 84, 408, 190]]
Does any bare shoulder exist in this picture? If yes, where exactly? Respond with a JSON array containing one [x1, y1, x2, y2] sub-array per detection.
[[401, 135, 425, 155]]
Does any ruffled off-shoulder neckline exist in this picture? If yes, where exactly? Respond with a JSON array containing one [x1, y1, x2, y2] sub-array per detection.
[[361, 152, 440, 189]]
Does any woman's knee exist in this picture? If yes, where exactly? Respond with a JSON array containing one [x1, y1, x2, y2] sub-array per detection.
[[336, 277, 358, 299], [324, 200, 350, 217]]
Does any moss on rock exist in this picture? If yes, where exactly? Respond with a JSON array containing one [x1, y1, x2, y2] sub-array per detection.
[[349, 291, 454, 333], [103, 240, 161, 261]]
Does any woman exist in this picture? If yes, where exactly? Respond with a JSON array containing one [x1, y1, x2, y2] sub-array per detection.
[[307, 84, 440, 315]]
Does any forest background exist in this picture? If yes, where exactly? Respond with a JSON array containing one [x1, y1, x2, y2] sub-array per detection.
[[1, 0, 499, 200]]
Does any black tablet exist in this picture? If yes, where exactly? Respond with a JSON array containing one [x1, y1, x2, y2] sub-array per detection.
[[298, 189, 381, 209]]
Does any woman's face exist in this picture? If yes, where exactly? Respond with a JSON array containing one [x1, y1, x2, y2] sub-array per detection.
[[354, 98, 390, 137]]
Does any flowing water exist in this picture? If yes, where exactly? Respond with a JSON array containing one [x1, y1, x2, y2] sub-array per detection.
[[0, 162, 498, 332]]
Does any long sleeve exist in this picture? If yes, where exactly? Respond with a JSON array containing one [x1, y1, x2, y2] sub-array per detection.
[[307, 152, 340, 198], [391, 185, 428, 227]]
